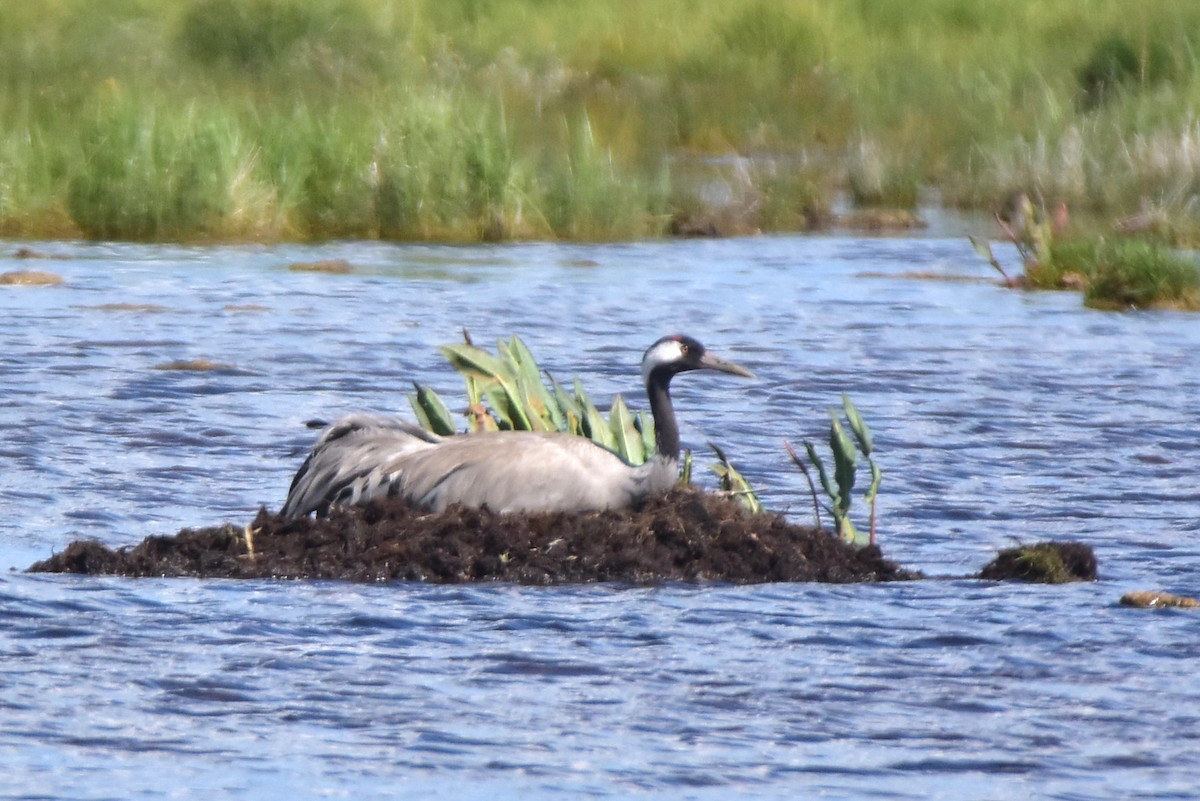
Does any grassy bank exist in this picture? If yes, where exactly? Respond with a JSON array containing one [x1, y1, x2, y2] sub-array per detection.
[[3, 0, 1200, 242]]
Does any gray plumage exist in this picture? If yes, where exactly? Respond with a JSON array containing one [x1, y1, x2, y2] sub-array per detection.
[[282, 335, 753, 518]]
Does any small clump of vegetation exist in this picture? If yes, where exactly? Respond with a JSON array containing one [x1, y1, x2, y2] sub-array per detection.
[[978, 542, 1098, 584], [972, 192, 1200, 310], [1077, 238, 1200, 310], [786, 395, 881, 547]]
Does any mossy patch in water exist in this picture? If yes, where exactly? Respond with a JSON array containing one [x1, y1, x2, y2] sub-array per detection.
[[286, 259, 354, 274], [978, 541, 1098, 583], [0, 270, 63, 285], [152, 358, 235, 371], [1120, 590, 1200, 609], [28, 488, 919, 585], [82, 302, 171, 312]]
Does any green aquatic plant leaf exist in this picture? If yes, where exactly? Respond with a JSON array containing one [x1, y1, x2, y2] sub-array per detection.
[[608, 394, 644, 463], [968, 235, 995, 263], [830, 416, 858, 510], [439, 342, 510, 383], [796, 395, 882, 546], [708, 442, 762, 513], [408, 382, 456, 436], [549, 374, 584, 435], [842, 394, 873, 456], [635, 410, 656, 460], [507, 335, 563, 430], [515, 372, 555, 432], [573, 377, 615, 449], [442, 340, 532, 431], [804, 440, 837, 506]]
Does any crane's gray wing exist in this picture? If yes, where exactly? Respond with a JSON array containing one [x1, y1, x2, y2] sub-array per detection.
[[282, 413, 441, 518], [390, 431, 650, 513]]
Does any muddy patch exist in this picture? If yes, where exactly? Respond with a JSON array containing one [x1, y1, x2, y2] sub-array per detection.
[[29, 488, 918, 585]]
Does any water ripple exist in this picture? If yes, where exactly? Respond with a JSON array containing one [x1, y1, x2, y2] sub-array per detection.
[[1, 238, 1199, 799]]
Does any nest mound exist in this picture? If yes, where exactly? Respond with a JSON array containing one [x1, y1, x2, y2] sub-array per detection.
[[29, 488, 916, 585]]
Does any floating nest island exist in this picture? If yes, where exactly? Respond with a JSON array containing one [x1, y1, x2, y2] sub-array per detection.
[[29, 488, 1099, 586], [31, 489, 910, 584]]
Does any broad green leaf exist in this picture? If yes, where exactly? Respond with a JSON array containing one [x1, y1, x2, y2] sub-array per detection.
[[550, 374, 581, 432], [585, 401, 615, 450], [508, 337, 563, 430], [865, 458, 882, 502], [635, 411, 656, 459], [708, 443, 761, 514], [442, 341, 529, 431], [842, 394, 873, 456], [830, 416, 857, 510], [439, 343, 513, 384], [484, 385, 516, 430], [574, 378, 614, 448], [572, 376, 590, 413], [608, 394, 644, 463], [408, 383, 456, 435], [516, 372, 555, 431]]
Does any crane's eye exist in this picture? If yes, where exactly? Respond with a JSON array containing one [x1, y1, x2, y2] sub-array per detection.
[[679, 343, 689, 354]]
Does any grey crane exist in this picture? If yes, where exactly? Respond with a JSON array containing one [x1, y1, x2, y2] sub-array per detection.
[[281, 334, 754, 518]]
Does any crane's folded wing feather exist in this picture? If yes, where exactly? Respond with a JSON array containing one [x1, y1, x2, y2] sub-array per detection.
[[282, 414, 441, 518], [391, 431, 644, 513]]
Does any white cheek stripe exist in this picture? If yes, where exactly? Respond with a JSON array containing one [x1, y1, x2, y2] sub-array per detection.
[[641, 339, 686, 383]]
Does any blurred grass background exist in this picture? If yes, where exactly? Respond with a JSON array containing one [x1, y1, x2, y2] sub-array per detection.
[[3, 0, 1200, 242]]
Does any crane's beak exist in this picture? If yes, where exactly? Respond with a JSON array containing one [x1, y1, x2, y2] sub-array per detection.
[[698, 351, 756, 379]]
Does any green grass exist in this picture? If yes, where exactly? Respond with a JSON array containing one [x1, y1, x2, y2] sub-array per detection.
[[5, 0, 1200, 241], [1083, 238, 1200, 309], [1030, 237, 1200, 310]]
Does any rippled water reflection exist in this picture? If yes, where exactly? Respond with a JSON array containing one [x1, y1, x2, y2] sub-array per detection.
[[2, 236, 1198, 800]]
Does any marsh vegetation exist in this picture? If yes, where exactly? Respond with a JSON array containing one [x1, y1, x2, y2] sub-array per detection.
[[4, 1, 1200, 242]]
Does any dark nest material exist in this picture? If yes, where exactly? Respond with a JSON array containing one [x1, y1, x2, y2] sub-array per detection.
[[29, 488, 918, 585]]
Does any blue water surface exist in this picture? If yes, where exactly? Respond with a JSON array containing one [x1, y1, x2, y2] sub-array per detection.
[[1, 235, 1198, 800]]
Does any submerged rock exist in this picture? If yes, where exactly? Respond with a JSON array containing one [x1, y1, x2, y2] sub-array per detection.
[[978, 541, 1098, 583], [29, 488, 917, 585]]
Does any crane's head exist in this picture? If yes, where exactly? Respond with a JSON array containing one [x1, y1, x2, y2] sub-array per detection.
[[641, 335, 755, 386]]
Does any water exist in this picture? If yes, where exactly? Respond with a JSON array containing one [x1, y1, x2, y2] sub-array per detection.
[[1, 236, 1198, 800]]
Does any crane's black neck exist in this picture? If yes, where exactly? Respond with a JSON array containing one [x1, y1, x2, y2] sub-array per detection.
[[645, 367, 680, 462]]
